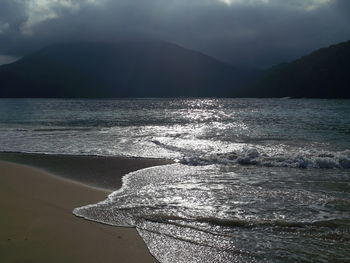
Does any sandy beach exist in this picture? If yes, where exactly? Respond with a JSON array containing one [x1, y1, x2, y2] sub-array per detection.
[[0, 158, 160, 263]]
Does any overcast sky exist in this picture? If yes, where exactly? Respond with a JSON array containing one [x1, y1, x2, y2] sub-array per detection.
[[0, 0, 349, 68]]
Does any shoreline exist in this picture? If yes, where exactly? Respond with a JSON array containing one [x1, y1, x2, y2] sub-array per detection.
[[0, 155, 167, 262], [0, 152, 173, 190]]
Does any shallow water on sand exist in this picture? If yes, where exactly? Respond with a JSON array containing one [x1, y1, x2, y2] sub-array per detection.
[[74, 164, 350, 262], [1, 98, 349, 262]]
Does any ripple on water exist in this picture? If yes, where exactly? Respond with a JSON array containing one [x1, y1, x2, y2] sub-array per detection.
[[74, 164, 350, 263]]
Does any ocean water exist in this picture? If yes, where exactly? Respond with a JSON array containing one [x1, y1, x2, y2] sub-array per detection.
[[0, 98, 349, 262]]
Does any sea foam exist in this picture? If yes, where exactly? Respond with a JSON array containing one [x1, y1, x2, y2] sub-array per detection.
[[73, 163, 350, 263], [180, 148, 350, 169]]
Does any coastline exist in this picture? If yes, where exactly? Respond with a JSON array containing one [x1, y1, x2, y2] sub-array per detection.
[[0, 152, 172, 190], [0, 155, 168, 263]]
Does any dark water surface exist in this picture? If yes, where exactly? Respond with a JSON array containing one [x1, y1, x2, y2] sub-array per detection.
[[0, 98, 349, 262]]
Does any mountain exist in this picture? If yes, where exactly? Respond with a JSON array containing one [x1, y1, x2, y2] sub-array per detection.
[[0, 41, 259, 98], [246, 40, 350, 98]]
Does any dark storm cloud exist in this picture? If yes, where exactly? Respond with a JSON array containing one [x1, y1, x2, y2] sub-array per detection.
[[0, 0, 349, 67]]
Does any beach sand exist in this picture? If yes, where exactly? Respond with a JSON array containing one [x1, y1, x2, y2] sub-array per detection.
[[0, 158, 161, 263], [0, 152, 172, 190]]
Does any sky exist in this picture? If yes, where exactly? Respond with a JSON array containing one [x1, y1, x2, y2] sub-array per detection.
[[0, 0, 349, 68]]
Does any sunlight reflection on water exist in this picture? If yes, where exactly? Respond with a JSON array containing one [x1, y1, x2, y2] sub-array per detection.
[[1, 98, 350, 262]]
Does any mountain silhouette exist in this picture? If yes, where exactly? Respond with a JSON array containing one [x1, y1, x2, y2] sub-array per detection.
[[0, 41, 258, 98], [248, 40, 350, 98]]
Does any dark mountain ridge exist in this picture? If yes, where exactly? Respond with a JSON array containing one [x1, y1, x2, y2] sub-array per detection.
[[0, 41, 258, 98], [1, 40, 349, 98], [247, 40, 350, 98]]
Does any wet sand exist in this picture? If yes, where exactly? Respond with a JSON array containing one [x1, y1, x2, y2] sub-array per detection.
[[0, 156, 169, 263], [0, 152, 172, 190]]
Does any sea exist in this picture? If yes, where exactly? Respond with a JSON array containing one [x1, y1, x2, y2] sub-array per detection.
[[0, 98, 349, 262]]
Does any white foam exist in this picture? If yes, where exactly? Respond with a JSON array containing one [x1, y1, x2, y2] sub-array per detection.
[[180, 148, 350, 169]]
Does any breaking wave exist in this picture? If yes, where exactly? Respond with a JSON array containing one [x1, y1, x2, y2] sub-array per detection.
[[180, 148, 350, 169]]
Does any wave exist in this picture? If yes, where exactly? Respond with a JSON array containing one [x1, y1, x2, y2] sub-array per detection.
[[194, 216, 350, 230], [180, 148, 350, 169], [33, 127, 94, 132]]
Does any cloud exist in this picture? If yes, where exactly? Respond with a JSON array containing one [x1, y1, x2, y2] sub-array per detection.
[[0, 0, 349, 67], [20, 0, 103, 34], [0, 22, 10, 34], [0, 55, 19, 65], [217, 0, 269, 5]]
